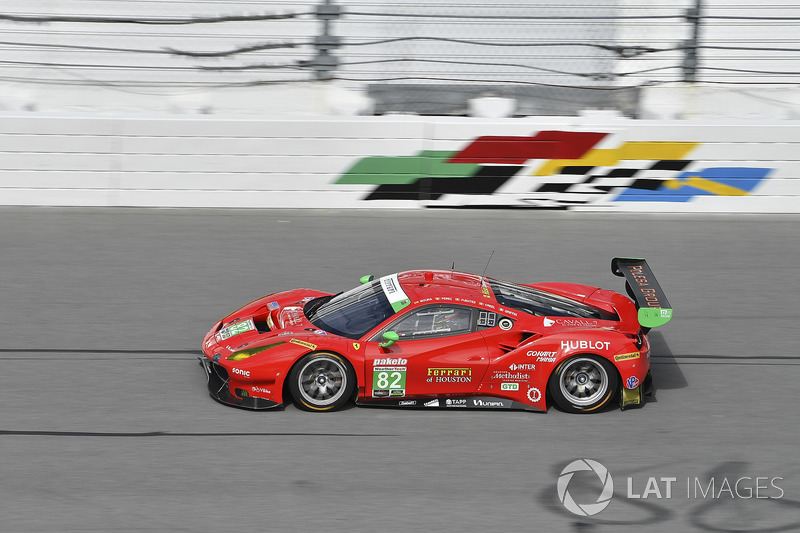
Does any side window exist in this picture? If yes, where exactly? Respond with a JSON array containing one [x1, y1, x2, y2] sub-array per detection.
[[391, 305, 474, 339]]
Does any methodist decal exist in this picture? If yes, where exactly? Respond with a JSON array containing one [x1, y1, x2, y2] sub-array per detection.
[[334, 132, 773, 208]]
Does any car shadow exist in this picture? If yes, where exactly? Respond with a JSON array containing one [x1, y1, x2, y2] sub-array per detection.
[[647, 330, 688, 394]]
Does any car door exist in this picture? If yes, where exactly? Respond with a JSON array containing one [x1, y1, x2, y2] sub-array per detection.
[[364, 304, 489, 398]]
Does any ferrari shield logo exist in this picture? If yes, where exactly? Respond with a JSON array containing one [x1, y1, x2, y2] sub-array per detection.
[[352, 342, 361, 350]]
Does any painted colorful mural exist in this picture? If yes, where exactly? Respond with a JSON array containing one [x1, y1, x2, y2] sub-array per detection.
[[334, 131, 773, 208]]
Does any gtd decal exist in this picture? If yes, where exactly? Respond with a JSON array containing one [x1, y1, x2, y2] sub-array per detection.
[[232, 368, 250, 377], [500, 383, 519, 391], [560, 340, 611, 351]]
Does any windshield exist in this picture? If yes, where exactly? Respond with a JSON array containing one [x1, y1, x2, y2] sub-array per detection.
[[488, 279, 603, 319], [308, 280, 395, 339]]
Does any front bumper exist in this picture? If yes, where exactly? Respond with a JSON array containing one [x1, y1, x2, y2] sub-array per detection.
[[198, 357, 281, 410]]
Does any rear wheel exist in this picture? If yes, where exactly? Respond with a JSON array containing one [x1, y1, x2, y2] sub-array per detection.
[[289, 352, 355, 412], [549, 355, 618, 413]]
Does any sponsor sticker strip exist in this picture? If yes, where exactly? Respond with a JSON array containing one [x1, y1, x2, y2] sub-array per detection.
[[380, 273, 412, 312], [216, 319, 255, 341], [614, 352, 640, 362], [290, 339, 317, 350]]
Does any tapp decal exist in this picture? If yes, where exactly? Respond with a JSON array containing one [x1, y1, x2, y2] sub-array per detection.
[[334, 132, 773, 208]]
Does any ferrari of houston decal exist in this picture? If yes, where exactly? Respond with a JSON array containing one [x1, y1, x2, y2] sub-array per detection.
[[334, 131, 772, 207]]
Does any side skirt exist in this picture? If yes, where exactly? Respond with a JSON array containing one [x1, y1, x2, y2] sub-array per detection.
[[357, 395, 543, 412]]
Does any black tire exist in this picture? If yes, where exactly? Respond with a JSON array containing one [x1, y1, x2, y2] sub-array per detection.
[[288, 352, 356, 412], [548, 355, 618, 414]]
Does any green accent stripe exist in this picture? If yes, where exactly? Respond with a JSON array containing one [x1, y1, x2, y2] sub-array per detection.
[[336, 151, 480, 185], [638, 308, 673, 328], [390, 299, 412, 313]]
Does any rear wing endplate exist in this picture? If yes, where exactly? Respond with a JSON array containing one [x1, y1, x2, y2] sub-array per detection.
[[611, 258, 673, 328]]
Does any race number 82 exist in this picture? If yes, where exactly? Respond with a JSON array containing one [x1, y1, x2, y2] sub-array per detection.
[[373, 368, 406, 390]]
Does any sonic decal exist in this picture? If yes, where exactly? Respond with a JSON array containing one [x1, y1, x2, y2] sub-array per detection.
[[334, 132, 773, 208]]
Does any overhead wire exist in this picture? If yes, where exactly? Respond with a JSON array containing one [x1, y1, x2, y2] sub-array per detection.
[[0, 6, 797, 93]]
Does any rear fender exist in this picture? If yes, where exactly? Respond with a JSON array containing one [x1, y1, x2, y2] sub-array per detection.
[[518, 330, 639, 393]]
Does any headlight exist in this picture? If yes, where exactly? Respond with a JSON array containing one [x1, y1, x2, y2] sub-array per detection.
[[226, 341, 286, 361]]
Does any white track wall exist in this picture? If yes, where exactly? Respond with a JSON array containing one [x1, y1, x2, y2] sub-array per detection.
[[1, 114, 799, 212]]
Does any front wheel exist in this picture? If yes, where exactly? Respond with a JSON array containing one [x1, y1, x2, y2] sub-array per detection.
[[548, 355, 618, 413], [289, 352, 355, 412]]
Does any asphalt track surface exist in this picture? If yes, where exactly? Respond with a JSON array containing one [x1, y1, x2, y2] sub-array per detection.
[[2, 207, 799, 533]]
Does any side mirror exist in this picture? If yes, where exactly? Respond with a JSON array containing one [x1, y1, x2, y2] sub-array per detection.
[[378, 331, 399, 348], [360, 275, 375, 284]]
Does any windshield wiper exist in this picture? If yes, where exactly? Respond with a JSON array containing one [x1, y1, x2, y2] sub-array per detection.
[[305, 294, 335, 320]]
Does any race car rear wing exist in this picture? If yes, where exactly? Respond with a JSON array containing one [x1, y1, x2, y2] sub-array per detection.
[[611, 257, 673, 328]]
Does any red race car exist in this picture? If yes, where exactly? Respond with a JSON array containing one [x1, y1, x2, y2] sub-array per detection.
[[199, 258, 671, 413]]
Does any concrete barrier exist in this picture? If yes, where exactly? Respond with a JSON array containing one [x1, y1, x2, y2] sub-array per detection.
[[1, 113, 799, 212]]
